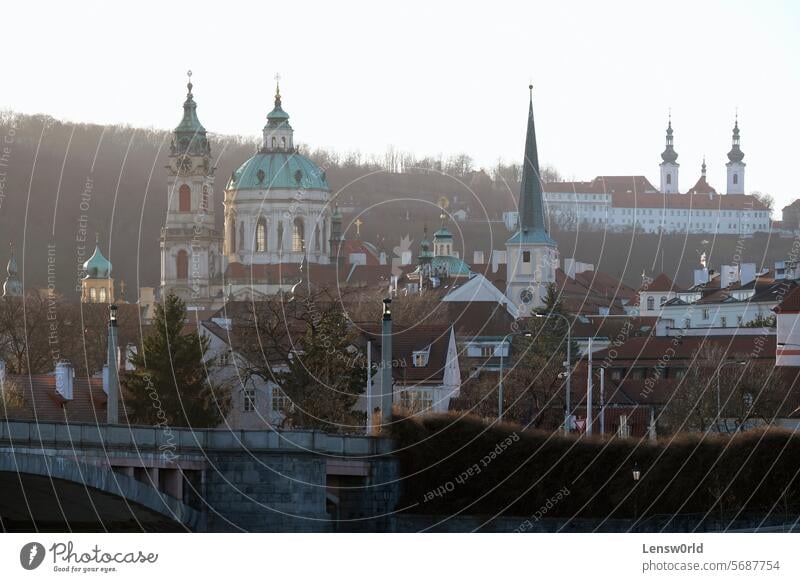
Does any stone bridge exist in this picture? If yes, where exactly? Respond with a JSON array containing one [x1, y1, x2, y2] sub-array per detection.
[[0, 420, 399, 532]]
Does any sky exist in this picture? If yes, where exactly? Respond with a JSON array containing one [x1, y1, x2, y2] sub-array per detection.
[[2, 0, 799, 208]]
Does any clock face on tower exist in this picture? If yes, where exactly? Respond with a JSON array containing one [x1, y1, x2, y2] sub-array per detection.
[[177, 155, 192, 175], [519, 288, 534, 305]]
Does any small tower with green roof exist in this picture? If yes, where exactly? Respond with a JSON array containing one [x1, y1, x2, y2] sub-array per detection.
[[82, 234, 114, 303]]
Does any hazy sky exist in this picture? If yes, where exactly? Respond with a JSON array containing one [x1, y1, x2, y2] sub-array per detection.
[[3, 0, 799, 208]]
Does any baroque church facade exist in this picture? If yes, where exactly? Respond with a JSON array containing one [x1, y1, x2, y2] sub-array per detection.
[[160, 75, 336, 306]]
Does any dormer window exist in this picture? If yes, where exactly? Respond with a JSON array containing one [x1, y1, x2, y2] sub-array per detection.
[[412, 346, 431, 367]]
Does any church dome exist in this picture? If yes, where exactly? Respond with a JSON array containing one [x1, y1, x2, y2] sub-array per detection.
[[83, 241, 112, 279], [226, 152, 330, 192]]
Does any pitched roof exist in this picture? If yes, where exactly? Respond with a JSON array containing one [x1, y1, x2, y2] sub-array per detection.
[[2, 374, 114, 424], [642, 273, 681, 293], [224, 262, 392, 289], [359, 324, 453, 385], [775, 285, 800, 314], [686, 175, 716, 195], [610, 191, 768, 210], [543, 175, 658, 195]]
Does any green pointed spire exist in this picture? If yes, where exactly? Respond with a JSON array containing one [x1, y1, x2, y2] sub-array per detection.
[[507, 85, 555, 246]]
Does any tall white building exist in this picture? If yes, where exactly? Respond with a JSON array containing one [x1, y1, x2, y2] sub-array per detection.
[[160, 73, 222, 305]]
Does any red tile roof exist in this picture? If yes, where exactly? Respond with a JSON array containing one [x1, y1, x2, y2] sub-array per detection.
[[2, 374, 114, 424], [610, 191, 768, 210], [642, 273, 681, 293], [686, 175, 716, 195], [775, 285, 800, 314]]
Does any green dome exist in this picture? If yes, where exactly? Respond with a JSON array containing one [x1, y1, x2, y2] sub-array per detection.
[[431, 255, 470, 276], [227, 152, 330, 191], [83, 243, 112, 279], [433, 227, 453, 239]]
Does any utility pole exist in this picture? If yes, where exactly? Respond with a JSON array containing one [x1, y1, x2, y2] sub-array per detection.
[[586, 337, 593, 435]]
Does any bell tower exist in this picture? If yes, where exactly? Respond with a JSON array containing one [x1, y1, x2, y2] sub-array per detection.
[[659, 114, 679, 194], [505, 85, 558, 315], [160, 71, 222, 305], [726, 115, 745, 195]]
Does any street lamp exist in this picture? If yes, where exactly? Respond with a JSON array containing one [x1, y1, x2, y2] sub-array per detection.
[[498, 331, 532, 421], [716, 360, 747, 432], [632, 462, 641, 521], [534, 311, 572, 435]]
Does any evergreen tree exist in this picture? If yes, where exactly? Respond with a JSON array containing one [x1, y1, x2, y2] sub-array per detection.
[[277, 303, 367, 430], [123, 292, 229, 427]]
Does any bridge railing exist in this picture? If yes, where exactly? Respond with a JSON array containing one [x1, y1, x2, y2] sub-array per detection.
[[0, 419, 394, 457]]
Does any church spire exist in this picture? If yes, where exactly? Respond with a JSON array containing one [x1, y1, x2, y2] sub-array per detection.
[[701, 156, 707, 177], [508, 85, 553, 244]]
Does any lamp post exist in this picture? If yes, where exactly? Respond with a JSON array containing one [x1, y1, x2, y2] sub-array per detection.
[[715, 360, 746, 433], [498, 330, 532, 421], [632, 462, 641, 522], [534, 311, 572, 435]]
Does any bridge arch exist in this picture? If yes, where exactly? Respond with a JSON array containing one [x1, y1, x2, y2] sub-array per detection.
[[0, 451, 203, 531]]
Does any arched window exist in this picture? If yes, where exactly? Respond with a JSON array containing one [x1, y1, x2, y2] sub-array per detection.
[[666, 174, 672, 185], [179, 184, 191, 211], [271, 137, 276, 149], [314, 224, 321, 251], [99, 287, 107, 303], [228, 217, 236, 253], [281, 136, 286, 149], [733, 174, 738, 185], [256, 219, 267, 252], [660, 296, 666, 306], [646, 296, 654, 310], [292, 218, 304, 252], [277, 221, 284, 251], [176, 250, 189, 280], [90, 288, 97, 302]]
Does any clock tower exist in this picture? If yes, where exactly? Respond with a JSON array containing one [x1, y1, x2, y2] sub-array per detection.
[[160, 72, 222, 305], [505, 86, 558, 315]]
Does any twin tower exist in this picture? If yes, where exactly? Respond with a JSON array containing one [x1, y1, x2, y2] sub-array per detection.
[[659, 116, 746, 195]]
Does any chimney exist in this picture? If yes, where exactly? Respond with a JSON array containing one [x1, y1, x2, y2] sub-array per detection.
[[693, 267, 709, 286], [720, 264, 739, 288], [380, 298, 393, 425], [55, 361, 74, 401], [740, 263, 756, 286], [106, 304, 120, 424]]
